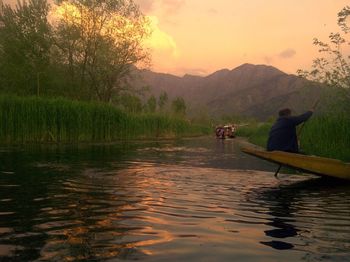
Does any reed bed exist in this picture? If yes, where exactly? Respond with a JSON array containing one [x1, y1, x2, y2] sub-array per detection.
[[300, 115, 350, 162], [0, 95, 210, 143]]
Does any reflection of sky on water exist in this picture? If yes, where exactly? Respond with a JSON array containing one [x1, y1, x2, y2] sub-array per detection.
[[0, 137, 349, 261]]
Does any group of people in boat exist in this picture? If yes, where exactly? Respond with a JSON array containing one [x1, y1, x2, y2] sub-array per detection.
[[215, 124, 236, 139]]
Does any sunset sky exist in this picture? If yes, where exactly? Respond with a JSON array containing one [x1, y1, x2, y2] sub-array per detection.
[[134, 0, 350, 76], [4, 0, 350, 76]]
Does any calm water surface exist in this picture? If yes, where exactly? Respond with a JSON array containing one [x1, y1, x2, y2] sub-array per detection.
[[0, 137, 349, 261]]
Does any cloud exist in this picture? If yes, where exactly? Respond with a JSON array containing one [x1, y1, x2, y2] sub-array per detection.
[[178, 67, 208, 76], [144, 16, 179, 58], [207, 8, 218, 15], [134, 0, 155, 13], [162, 0, 186, 14], [278, 48, 296, 59], [134, 0, 185, 15]]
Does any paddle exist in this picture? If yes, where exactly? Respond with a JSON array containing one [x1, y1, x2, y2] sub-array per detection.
[[297, 99, 320, 138]]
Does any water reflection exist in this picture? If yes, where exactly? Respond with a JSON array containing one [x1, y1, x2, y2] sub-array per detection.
[[35, 169, 152, 261], [253, 177, 350, 258], [0, 138, 349, 261], [259, 184, 300, 250]]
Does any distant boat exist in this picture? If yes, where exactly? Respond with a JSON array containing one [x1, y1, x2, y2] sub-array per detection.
[[241, 147, 350, 180], [215, 124, 236, 139]]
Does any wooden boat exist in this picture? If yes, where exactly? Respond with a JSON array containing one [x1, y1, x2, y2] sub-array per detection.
[[215, 124, 236, 139], [241, 147, 350, 180]]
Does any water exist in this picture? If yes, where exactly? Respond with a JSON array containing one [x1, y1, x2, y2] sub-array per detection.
[[0, 137, 349, 261]]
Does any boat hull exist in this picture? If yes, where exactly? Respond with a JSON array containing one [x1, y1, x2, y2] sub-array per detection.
[[241, 147, 350, 180]]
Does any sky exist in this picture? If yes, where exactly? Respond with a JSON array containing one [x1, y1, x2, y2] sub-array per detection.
[[3, 0, 350, 76], [133, 0, 350, 76]]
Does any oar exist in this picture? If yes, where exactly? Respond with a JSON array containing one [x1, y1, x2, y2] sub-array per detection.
[[297, 98, 320, 151], [297, 99, 320, 138], [274, 165, 282, 178]]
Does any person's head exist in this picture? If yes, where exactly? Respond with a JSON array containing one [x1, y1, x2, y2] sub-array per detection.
[[278, 108, 291, 117]]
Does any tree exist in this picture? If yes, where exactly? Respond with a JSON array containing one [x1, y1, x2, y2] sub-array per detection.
[[146, 95, 156, 113], [117, 93, 143, 113], [0, 0, 52, 95], [298, 6, 350, 113], [158, 91, 168, 111], [171, 96, 186, 116], [51, 0, 150, 102]]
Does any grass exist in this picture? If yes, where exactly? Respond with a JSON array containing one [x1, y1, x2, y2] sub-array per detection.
[[300, 114, 350, 162], [236, 122, 272, 148], [236, 115, 350, 162], [0, 95, 210, 143]]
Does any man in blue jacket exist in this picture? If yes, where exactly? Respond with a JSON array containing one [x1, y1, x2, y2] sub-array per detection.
[[267, 108, 314, 153]]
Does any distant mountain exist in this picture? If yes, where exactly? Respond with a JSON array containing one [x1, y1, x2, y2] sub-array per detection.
[[135, 63, 321, 120]]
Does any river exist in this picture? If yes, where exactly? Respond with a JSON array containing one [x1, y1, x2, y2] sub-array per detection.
[[0, 137, 349, 261]]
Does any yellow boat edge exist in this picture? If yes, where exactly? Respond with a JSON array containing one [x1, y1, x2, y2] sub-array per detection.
[[241, 147, 350, 180]]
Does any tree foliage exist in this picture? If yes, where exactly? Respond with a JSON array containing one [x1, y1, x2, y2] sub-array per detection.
[[297, 6, 350, 114], [51, 0, 150, 101], [0, 0, 52, 95], [298, 6, 350, 89], [116, 93, 142, 113], [158, 91, 168, 111], [146, 95, 156, 113], [0, 0, 150, 102], [0, 0, 191, 119], [171, 96, 186, 116]]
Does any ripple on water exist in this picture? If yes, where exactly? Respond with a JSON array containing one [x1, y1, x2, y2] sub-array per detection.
[[1, 159, 350, 261]]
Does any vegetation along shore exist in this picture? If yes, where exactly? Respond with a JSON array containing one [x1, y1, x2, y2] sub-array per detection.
[[0, 95, 210, 144]]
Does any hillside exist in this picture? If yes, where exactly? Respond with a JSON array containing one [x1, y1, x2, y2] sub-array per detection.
[[136, 63, 321, 120]]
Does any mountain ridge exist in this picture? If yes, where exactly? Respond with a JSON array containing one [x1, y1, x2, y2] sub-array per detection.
[[135, 63, 320, 120]]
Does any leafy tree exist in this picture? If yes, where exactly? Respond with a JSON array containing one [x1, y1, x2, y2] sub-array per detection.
[[117, 93, 143, 113], [158, 91, 168, 111], [171, 96, 186, 116], [52, 0, 150, 101], [146, 95, 156, 113], [298, 6, 350, 113], [0, 0, 52, 95]]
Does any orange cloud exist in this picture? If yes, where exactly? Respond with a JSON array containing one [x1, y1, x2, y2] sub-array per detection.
[[144, 15, 179, 58], [279, 48, 296, 59]]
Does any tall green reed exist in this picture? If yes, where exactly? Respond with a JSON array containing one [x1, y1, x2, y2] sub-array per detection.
[[0, 95, 210, 143], [300, 114, 350, 162]]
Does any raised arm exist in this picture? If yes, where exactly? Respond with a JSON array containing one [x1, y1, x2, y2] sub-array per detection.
[[290, 110, 313, 126]]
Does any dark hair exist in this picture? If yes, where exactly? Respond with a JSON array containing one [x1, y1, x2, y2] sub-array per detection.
[[279, 108, 291, 117]]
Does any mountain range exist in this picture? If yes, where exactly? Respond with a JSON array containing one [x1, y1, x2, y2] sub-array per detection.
[[135, 63, 320, 120]]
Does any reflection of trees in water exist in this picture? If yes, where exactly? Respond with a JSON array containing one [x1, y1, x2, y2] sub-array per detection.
[[251, 177, 350, 257], [0, 143, 149, 261], [38, 170, 147, 261], [0, 150, 51, 261]]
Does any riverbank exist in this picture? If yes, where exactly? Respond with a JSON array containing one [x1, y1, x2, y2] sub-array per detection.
[[236, 115, 350, 162], [0, 95, 210, 144]]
